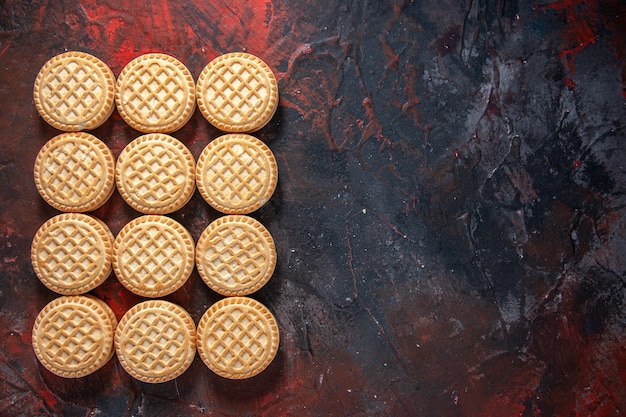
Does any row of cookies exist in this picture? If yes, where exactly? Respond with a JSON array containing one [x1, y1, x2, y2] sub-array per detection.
[[34, 131, 277, 215], [32, 294, 279, 381], [32, 213, 275, 297], [34, 51, 278, 134]]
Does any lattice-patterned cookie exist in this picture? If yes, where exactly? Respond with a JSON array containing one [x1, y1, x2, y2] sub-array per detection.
[[34, 132, 115, 212], [197, 297, 279, 379], [116, 54, 196, 133], [116, 134, 195, 214], [32, 295, 117, 378], [34, 51, 116, 131], [31, 213, 113, 295], [196, 134, 278, 214], [113, 215, 194, 297], [115, 300, 196, 383], [196, 215, 276, 296], [196, 52, 278, 133]]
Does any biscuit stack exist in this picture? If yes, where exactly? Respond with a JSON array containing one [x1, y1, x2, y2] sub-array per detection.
[[31, 51, 280, 382]]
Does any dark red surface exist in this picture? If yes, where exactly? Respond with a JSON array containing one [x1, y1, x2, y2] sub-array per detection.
[[1, 1, 626, 416]]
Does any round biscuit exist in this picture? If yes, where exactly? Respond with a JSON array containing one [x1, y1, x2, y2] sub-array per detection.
[[196, 215, 276, 296], [32, 295, 117, 378], [34, 132, 115, 212], [115, 300, 196, 383], [196, 52, 278, 133], [31, 213, 113, 294], [196, 297, 279, 379], [116, 133, 195, 214], [113, 215, 194, 298], [34, 51, 115, 131], [116, 53, 196, 133], [196, 134, 278, 214]]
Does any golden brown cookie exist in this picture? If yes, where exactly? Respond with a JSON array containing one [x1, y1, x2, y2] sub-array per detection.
[[31, 213, 113, 295], [115, 134, 196, 214], [32, 295, 117, 378], [196, 297, 279, 379], [34, 132, 115, 212], [196, 215, 276, 296], [116, 53, 196, 133], [114, 300, 196, 383], [196, 134, 278, 214], [196, 52, 278, 133], [34, 51, 116, 131], [113, 215, 194, 297]]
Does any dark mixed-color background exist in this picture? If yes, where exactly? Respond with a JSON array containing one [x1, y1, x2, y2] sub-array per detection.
[[1, 0, 626, 416]]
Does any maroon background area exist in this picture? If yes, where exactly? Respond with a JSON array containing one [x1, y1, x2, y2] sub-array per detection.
[[1, 0, 626, 416]]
